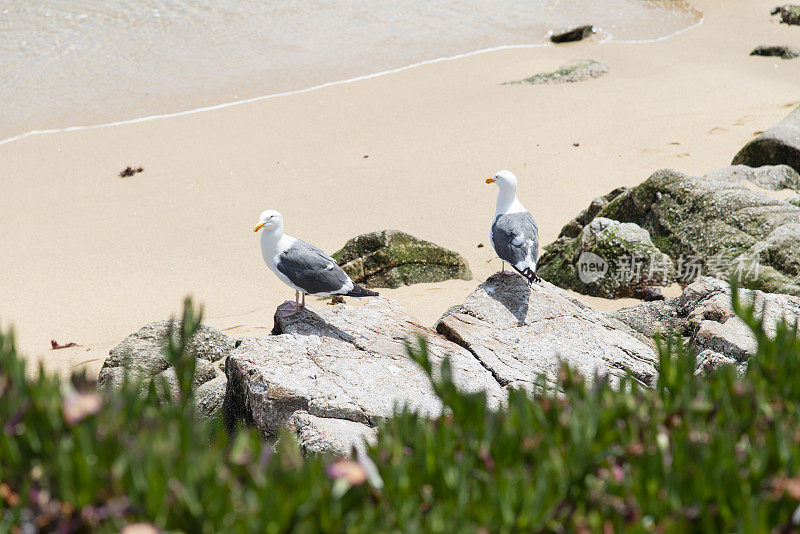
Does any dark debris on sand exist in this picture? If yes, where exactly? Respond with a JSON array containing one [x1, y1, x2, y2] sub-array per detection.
[[119, 166, 144, 178]]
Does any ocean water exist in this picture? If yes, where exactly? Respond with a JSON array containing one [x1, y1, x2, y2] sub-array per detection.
[[0, 0, 701, 143]]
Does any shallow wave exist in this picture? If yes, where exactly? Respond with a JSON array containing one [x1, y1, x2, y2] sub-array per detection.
[[0, 0, 702, 145]]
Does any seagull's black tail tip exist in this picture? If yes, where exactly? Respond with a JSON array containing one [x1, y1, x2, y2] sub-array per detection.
[[517, 267, 540, 286], [345, 284, 379, 298]]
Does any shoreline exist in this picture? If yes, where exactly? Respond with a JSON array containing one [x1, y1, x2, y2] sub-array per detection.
[[1, 0, 797, 380], [0, 16, 705, 148]]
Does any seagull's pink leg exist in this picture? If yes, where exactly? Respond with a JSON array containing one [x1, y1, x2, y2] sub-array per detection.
[[301, 292, 306, 308], [278, 290, 302, 317]]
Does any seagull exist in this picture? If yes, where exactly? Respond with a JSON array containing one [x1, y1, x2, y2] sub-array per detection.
[[485, 170, 540, 285], [254, 210, 378, 317]]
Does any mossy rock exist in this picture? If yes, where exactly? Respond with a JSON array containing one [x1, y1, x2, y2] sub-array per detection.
[[750, 45, 800, 60], [553, 167, 800, 297], [504, 60, 608, 85], [332, 230, 472, 289], [772, 5, 800, 25], [539, 218, 675, 298]]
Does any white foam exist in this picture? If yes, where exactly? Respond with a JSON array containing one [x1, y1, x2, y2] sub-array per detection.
[[0, 14, 704, 148]]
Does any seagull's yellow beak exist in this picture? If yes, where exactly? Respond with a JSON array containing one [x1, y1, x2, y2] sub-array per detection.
[[485, 177, 495, 184], [253, 222, 265, 232]]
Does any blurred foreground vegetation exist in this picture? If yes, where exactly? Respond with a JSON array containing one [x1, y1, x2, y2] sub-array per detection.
[[2, 289, 800, 532]]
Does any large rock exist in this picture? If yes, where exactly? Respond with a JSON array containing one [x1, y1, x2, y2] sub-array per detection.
[[732, 105, 800, 173], [505, 60, 608, 85], [98, 320, 233, 415], [287, 411, 377, 456], [555, 168, 800, 296], [706, 164, 800, 192], [332, 230, 472, 289], [435, 274, 659, 390], [538, 217, 675, 299], [750, 45, 800, 60], [224, 297, 505, 445], [610, 277, 800, 368], [772, 5, 800, 25], [550, 25, 596, 43]]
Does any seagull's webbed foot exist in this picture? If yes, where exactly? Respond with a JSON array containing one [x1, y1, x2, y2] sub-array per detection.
[[501, 269, 516, 276], [278, 301, 302, 318]]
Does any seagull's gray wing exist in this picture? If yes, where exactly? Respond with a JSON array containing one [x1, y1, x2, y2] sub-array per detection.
[[491, 211, 540, 282], [276, 240, 351, 295]]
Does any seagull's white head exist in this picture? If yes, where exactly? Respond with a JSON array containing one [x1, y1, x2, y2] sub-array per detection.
[[485, 170, 518, 192], [253, 209, 284, 233]]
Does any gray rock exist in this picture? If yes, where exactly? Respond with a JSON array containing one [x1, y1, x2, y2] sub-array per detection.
[[771, 5, 800, 25], [537, 217, 675, 299], [287, 410, 377, 456], [790, 195, 800, 207], [611, 277, 800, 363], [435, 274, 659, 390], [195, 375, 228, 417], [750, 45, 800, 59], [505, 59, 608, 85], [610, 299, 681, 340], [550, 25, 596, 43], [98, 319, 232, 408], [705, 164, 800, 192], [695, 350, 745, 376], [225, 297, 505, 443], [732, 105, 800, 173], [332, 230, 472, 289], [556, 168, 800, 296]]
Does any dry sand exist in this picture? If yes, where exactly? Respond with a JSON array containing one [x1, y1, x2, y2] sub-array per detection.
[[1, 0, 798, 378]]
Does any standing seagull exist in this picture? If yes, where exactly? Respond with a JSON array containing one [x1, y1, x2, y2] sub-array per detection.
[[485, 170, 541, 284], [254, 210, 378, 316]]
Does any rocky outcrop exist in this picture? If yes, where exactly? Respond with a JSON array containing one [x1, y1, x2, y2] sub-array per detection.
[[224, 277, 662, 453], [98, 320, 232, 416], [538, 217, 675, 299], [332, 230, 472, 289], [224, 297, 505, 446], [505, 60, 608, 85], [435, 274, 658, 389], [750, 45, 800, 59], [772, 5, 800, 25], [553, 167, 800, 296], [706, 164, 800, 192], [610, 277, 800, 369], [732, 105, 800, 173], [550, 25, 596, 43]]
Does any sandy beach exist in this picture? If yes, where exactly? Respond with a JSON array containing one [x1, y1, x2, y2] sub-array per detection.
[[1, 0, 798, 378]]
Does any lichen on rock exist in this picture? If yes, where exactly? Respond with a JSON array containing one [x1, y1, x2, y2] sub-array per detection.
[[332, 229, 472, 289], [553, 167, 800, 296], [538, 217, 675, 299]]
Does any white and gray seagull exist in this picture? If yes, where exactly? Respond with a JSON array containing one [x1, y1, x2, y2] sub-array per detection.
[[485, 170, 540, 284], [254, 209, 378, 316]]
